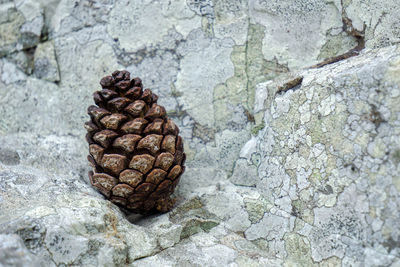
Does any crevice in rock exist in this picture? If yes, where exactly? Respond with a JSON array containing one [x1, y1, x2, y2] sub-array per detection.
[[179, 218, 220, 240], [131, 243, 172, 262], [310, 0, 366, 69], [244, 17, 251, 110], [43, 233, 58, 267], [372, 12, 388, 38], [40, 11, 49, 43], [23, 47, 36, 75], [368, 104, 386, 130], [3, 46, 35, 75], [0, 6, 62, 84], [251, 121, 265, 135], [243, 108, 255, 123], [276, 76, 303, 95]]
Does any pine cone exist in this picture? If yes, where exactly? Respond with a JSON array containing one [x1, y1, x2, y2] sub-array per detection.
[[85, 70, 185, 214]]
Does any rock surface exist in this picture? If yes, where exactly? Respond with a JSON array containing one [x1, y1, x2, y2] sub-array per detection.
[[0, 0, 399, 266], [33, 41, 59, 82]]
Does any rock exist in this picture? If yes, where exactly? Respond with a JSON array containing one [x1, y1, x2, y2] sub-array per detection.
[[250, 0, 348, 69], [249, 0, 400, 69], [15, 0, 44, 49], [0, 58, 27, 84], [0, 4, 25, 56], [6, 50, 33, 74], [0, 147, 20, 165], [0, 0, 43, 57], [248, 45, 400, 264], [107, 0, 200, 52], [19, 15, 43, 49], [0, 0, 400, 266], [231, 159, 258, 187], [0, 234, 40, 267], [33, 40, 59, 82]]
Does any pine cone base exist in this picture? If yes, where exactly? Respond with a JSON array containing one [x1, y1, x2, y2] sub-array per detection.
[[85, 70, 185, 214]]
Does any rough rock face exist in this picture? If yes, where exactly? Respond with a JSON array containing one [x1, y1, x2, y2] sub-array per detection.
[[0, 0, 399, 266]]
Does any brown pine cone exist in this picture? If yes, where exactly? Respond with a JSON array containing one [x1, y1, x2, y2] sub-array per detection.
[[85, 70, 185, 214]]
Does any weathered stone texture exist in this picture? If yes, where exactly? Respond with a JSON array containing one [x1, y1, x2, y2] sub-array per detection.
[[0, 0, 399, 266]]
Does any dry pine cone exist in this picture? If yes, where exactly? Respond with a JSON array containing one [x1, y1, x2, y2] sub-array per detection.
[[85, 70, 185, 214]]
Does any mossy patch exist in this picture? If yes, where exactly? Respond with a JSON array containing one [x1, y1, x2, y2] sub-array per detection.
[[244, 196, 271, 224], [283, 233, 314, 267], [180, 219, 219, 239], [251, 121, 265, 135]]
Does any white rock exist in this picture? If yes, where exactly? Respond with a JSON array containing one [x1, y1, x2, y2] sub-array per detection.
[[0, 234, 40, 267]]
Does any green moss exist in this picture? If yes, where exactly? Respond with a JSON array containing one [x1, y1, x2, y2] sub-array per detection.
[[170, 197, 221, 238], [392, 149, 400, 164], [200, 220, 219, 232], [180, 219, 219, 239], [251, 121, 265, 135], [310, 169, 325, 183]]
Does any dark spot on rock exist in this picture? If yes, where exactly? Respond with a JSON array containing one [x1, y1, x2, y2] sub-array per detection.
[[369, 104, 385, 129], [344, 163, 359, 173], [391, 149, 400, 164], [320, 184, 333, 195], [276, 76, 303, 94], [383, 237, 400, 252], [291, 205, 299, 217], [14, 221, 46, 253], [244, 108, 255, 123], [0, 148, 20, 165]]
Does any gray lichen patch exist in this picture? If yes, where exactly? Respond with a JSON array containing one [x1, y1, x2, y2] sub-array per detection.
[[244, 196, 271, 224], [0, 148, 20, 165], [33, 40, 59, 82]]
